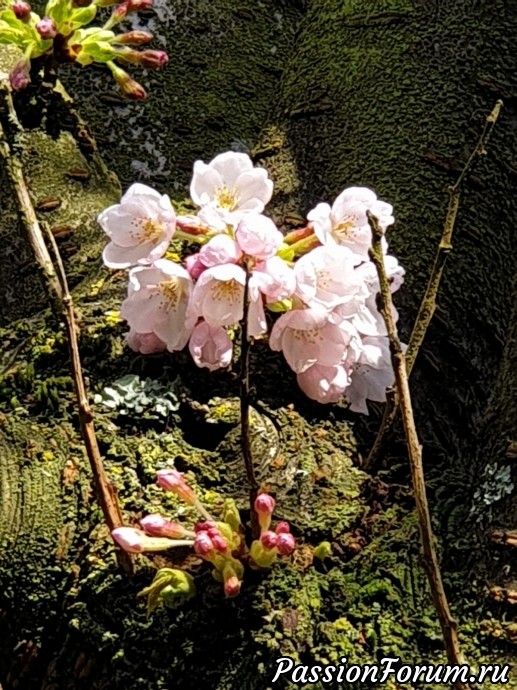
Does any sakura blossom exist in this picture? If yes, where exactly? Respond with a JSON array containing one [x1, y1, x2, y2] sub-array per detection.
[[235, 213, 283, 260], [308, 186, 393, 260], [190, 151, 273, 226], [121, 260, 194, 351], [296, 363, 350, 404], [188, 321, 233, 371], [99, 183, 176, 269]]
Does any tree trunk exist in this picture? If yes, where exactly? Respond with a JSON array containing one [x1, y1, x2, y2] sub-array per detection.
[[1, 0, 516, 688]]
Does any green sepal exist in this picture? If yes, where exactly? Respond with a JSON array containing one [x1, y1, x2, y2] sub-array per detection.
[[138, 567, 196, 616], [223, 498, 243, 533], [313, 541, 332, 561], [68, 4, 97, 30], [267, 298, 293, 313], [45, 0, 72, 33], [275, 243, 295, 262]]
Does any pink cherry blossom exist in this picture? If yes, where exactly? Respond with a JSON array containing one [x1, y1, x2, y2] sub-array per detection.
[[121, 260, 194, 352], [346, 335, 395, 414], [188, 321, 233, 371], [199, 234, 242, 267], [294, 244, 365, 310], [99, 183, 176, 269], [125, 329, 167, 354], [269, 306, 353, 373], [307, 186, 393, 261], [189, 263, 246, 327], [235, 214, 283, 259], [297, 363, 350, 404], [190, 152, 273, 227]]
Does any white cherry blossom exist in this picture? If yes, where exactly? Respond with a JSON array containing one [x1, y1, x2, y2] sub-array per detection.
[[99, 183, 176, 269], [121, 259, 194, 351]]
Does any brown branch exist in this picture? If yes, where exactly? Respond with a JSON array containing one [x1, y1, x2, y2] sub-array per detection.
[[239, 260, 260, 539], [0, 83, 132, 574], [364, 100, 503, 471], [368, 211, 468, 687]]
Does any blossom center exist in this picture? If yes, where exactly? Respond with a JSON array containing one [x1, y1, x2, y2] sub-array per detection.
[[159, 278, 181, 309], [210, 279, 242, 303], [215, 185, 240, 210], [332, 217, 356, 242], [315, 269, 332, 290], [134, 218, 165, 244], [292, 327, 323, 344]]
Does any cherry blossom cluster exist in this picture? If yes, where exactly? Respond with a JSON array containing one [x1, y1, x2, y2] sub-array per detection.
[[98, 151, 405, 414], [112, 467, 295, 603]]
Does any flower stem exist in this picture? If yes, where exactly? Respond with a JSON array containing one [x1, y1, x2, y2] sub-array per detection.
[[239, 260, 259, 538]]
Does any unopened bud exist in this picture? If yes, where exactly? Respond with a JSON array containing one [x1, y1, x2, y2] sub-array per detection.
[[156, 468, 197, 504], [140, 514, 188, 539], [194, 532, 214, 557], [254, 493, 275, 532], [9, 59, 30, 91], [72, 0, 93, 6], [112, 29, 153, 45], [111, 526, 191, 553], [276, 532, 296, 556], [126, 0, 153, 11], [185, 253, 207, 280], [211, 535, 228, 553], [36, 17, 57, 39], [110, 64, 147, 100], [260, 530, 278, 550], [275, 521, 290, 535], [194, 520, 216, 533], [115, 47, 168, 69], [12, 0, 31, 19], [222, 565, 241, 598]]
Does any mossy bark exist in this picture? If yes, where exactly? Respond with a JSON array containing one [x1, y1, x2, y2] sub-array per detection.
[[1, 1, 516, 689]]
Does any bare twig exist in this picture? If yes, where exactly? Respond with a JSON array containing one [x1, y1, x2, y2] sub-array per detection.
[[0, 84, 131, 574], [239, 260, 260, 538], [368, 211, 467, 686], [364, 100, 503, 471]]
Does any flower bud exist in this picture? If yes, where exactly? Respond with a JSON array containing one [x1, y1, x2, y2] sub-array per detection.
[[111, 526, 189, 553], [36, 17, 57, 39], [115, 47, 168, 69], [9, 59, 30, 91], [156, 468, 197, 505], [72, 0, 93, 6], [260, 530, 278, 550], [126, 0, 153, 11], [12, 1, 31, 19], [275, 521, 290, 535], [194, 520, 216, 533], [140, 514, 188, 539], [113, 29, 153, 45], [276, 532, 296, 556], [222, 565, 241, 598], [194, 531, 214, 557], [211, 535, 228, 553], [139, 567, 195, 614], [185, 253, 207, 280], [254, 493, 275, 532], [249, 540, 277, 568]]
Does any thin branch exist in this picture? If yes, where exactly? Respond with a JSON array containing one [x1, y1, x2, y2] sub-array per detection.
[[0, 84, 132, 574], [239, 260, 260, 539], [364, 100, 503, 471], [368, 211, 468, 687]]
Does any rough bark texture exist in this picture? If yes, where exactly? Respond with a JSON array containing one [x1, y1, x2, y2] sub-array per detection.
[[0, 1, 516, 689]]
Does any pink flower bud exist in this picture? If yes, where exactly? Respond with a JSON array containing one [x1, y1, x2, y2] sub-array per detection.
[[12, 1, 31, 19], [275, 521, 290, 535], [185, 253, 207, 280], [111, 526, 186, 553], [36, 17, 57, 39], [194, 532, 214, 557], [9, 59, 30, 91], [224, 575, 241, 598], [126, 329, 166, 354], [207, 527, 221, 539], [138, 49, 168, 69], [126, 0, 153, 11], [140, 514, 186, 539], [211, 535, 228, 553], [276, 532, 296, 556], [260, 530, 278, 550], [194, 520, 216, 533], [255, 493, 276, 515], [254, 493, 275, 532], [115, 30, 153, 45], [156, 469, 197, 505]]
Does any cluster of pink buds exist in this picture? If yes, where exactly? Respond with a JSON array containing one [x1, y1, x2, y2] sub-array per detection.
[[250, 494, 295, 568], [2, 0, 168, 99], [111, 468, 296, 607]]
